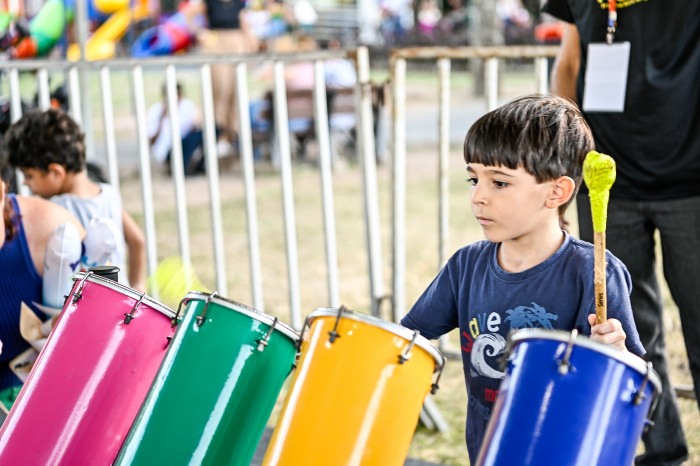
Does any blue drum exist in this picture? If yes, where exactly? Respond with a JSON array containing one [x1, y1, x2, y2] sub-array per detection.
[[477, 329, 661, 466]]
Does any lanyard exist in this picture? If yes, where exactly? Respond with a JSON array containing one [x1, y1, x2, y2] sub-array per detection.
[[606, 0, 617, 44]]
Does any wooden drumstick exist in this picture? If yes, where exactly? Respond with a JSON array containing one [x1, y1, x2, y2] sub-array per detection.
[[582, 151, 616, 325]]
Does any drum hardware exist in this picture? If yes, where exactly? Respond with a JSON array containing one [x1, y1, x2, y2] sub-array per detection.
[[172, 296, 191, 328], [297, 316, 312, 351], [328, 305, 347, 343], [633, 361, 653, 406], [399, 329, 420, 364], [123, 292, 146, 324], [557, 329, 578, 375], [69, 271, 93, 304], [257, 318, 279, 352], [431, 360, 445, 394], [195, 291, 219, 326]]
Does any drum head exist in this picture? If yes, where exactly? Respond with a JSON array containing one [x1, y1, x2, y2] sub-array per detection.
[[181, 291, 299, 343], [308, 307, 445, 372], [72, 272, 175, 318]]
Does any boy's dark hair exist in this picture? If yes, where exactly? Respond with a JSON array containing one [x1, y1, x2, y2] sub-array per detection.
[[464, 94, 594, 214], [5, 108, 86, 173]]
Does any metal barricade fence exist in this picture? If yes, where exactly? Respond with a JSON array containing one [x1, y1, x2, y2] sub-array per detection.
[[0, 47, 382, 332]]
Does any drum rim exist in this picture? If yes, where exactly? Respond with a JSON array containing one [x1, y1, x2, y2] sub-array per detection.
[[308, 307, 445, 371], [182, 291, 300, 342], [509, 328, 662, 390], [73, 271, 175, 317]]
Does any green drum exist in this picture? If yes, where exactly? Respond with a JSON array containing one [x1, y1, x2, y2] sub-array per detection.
[[114, 291, 299, 466]]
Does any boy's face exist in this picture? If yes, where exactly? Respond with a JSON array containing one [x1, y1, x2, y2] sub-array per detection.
[[20, 167, 63, 199], [467, 163, 558, 244]]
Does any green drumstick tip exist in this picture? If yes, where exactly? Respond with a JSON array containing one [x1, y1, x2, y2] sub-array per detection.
[[583, 151, 616, 233]]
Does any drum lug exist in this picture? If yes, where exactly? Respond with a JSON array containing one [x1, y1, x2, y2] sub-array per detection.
[[256, 318, 278, 352], [633, 361, 653, 406], [69, 271, 92, 304], [123, 292, 146, 324], [328, 305, 347, 344], [195, 291, 219, 327], [431, 357, 446, 394], [557, 329, 578, 375], [399, 330, 420, 365], [172, 296, 192, 328], [296, 315, 312, 351]]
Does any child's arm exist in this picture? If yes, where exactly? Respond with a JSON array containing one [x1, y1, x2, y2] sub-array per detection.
[[122, 209, 147, 293], [588, 314, 627, 351]]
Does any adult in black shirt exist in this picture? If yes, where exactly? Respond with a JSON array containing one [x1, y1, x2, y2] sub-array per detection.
[[545, 1, 700, 465]]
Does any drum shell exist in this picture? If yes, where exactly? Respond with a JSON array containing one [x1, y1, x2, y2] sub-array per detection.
[[263, 309, 442, 466], [0, 275, 176, 465], [115, 293, 298, 466], [477, 330, 660, 466]]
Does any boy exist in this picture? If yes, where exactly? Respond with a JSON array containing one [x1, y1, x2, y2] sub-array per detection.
[[400, 94, 645, 462], [5, 109, 147, 292]]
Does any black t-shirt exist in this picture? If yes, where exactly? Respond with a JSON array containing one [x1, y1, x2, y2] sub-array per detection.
[[205, 0, 244, 30], [542, 0, 700, 200]]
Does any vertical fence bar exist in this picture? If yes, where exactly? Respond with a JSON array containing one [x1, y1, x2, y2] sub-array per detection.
[[67, 67, 82, 126], [535, 56, 549, 95], [99, 66, 120, 191], [201, 63, 227, 297], [485, 57, 499, 112], [165, 64, 192, 281], [437, 57, 451, 269], [391, 57, 407, 323], [200, 63, 229, 296], [36, 68, 51, 110], [234, 62, 264, 308], [313, 59, 340, 308], [273, 60, 302, 329], [131, 65, 159, 296], [357, 46, 384, 317], [9, 67, 28, 195]]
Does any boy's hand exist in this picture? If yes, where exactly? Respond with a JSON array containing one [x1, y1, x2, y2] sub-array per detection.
[[588, 314, 627, 351]]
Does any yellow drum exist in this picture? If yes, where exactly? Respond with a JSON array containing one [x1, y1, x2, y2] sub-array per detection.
[[263, 307, 445, 466]]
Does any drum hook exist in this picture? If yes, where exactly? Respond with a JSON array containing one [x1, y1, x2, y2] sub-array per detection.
[[633, 361, 653, 406], [296, 315, 313, 351], [557, 328, 578, 375], [124, 292, 146, 324], [69, 271, 93, 304], [399, 330, 420, 365], [196, 291, 219, 327], [257, 318, 279, 352], [172, 296, 193, 328], [431, 356, 446, 394], [328, 305, 347, 344]]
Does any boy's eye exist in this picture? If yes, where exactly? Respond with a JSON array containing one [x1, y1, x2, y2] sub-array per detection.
[[467, 177, 477, 186], [494, 180, 509, 188]]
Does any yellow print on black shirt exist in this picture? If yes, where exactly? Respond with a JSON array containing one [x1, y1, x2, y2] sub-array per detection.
[[597, 0, 648, 9]]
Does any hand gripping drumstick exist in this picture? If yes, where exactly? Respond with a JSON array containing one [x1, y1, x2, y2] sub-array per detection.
[[582, 151, 616, 325]]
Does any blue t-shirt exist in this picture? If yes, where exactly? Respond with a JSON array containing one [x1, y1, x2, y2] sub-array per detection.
[[401, 232, 644, 463]]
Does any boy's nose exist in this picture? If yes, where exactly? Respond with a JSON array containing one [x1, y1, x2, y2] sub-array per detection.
[[471, 185, 487, 205]]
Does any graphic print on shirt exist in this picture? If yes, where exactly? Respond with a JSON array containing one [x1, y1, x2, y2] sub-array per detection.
[[596, 0, 650, 9], [462, 302, 559, 419]]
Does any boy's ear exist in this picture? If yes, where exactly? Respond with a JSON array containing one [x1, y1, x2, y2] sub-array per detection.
[[46, 163, 67, 180], [546, 176, 576, 209]]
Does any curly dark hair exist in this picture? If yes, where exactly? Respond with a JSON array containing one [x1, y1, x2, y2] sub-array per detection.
[[464, 93, 594, 215], [5, 108, 86, 173]]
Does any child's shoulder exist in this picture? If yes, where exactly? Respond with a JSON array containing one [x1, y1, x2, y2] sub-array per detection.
[[561, 234, 627, 270]]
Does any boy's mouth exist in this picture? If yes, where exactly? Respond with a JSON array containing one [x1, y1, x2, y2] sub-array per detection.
[[476, 216, 493, 226]]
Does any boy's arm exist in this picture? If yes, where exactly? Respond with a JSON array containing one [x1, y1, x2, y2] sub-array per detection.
[[122, 209, 147, 293]]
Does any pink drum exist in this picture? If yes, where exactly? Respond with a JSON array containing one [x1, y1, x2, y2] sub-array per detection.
[[0, 272, 177, 465]]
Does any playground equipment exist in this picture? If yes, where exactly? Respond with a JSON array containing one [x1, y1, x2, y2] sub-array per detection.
[[1, 0, 150, 60], [131, 2, 201, 57], [68, 0, 150, 61]]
